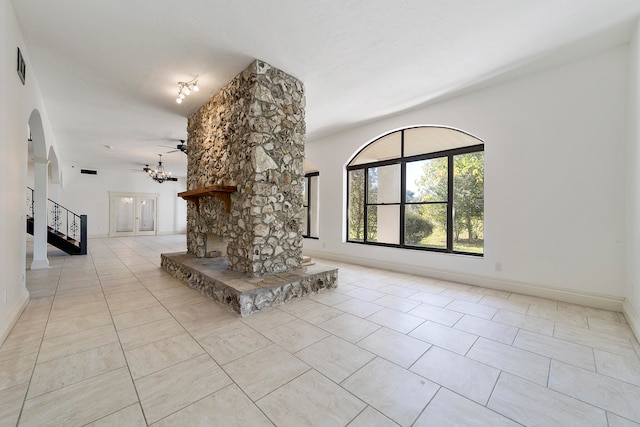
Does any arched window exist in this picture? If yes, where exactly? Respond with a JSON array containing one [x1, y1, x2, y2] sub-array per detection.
[[347, 126, 484, 255]]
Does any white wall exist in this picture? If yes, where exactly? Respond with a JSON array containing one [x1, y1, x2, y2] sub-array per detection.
[[305, 44, 629, 310], [60, 167, 187, 237], [625, 19, 640, 337], [1, 0, 187, 344], [0, 0, 59, 343]]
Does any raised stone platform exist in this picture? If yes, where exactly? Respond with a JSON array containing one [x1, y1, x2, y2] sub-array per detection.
[[161, 252, 338, 316]]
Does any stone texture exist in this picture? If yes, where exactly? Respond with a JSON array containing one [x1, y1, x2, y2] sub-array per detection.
[[161, 252, 338, 316], [186, 59, 306, 277]]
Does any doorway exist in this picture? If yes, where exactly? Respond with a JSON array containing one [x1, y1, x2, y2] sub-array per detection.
[[109, 192, 158, 236]]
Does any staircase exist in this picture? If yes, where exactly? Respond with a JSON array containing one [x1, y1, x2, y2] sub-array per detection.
[[26, 187, 87, 255]]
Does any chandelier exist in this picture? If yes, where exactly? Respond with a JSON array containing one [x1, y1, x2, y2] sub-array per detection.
[[145, 154, 176, 183], [175, 77, 199, 104]]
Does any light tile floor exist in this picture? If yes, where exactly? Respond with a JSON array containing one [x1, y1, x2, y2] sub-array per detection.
[[2, 235, 640, 426]]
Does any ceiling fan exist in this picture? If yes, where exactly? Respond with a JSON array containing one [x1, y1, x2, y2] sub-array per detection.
[[160, 139, 188, 154]]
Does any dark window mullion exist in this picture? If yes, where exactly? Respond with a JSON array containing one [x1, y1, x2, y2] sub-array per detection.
[[363, 167, 369, 243], [400, 130, 406, 246], [305, 175, 311, 237], [400, 161, 406, 246], [446, 154, 454, 251]]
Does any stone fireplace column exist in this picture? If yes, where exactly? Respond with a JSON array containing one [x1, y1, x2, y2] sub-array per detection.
[[186, 60, 305, 277]]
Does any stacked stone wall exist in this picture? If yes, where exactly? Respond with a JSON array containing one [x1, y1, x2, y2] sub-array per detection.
[[186, 60, 305, 277]]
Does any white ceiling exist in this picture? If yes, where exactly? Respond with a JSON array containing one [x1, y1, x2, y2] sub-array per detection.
[[12, 0, 640, 177]]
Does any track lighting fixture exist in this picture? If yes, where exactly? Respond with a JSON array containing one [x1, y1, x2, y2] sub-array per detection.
[[175, 77, 199, 104]]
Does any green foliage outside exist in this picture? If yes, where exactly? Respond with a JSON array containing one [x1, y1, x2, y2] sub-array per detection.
[[348, 169, 365, 241], [404, 210, 434, 245], [415, 152, 484, 253]]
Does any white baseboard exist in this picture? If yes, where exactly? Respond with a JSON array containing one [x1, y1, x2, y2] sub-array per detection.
[[90, 232, 186, 239], [0, 291, 29, 347], [158, 231, 186, 236], [304, 249, 625, 312], [30, 258, 50, 270], [623, 299, 640, 343], [88, 234, 109, 239]]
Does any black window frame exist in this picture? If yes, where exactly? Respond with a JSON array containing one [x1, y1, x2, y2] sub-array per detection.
[[346, 128, 484, 256], [302, 171, 319, 239]]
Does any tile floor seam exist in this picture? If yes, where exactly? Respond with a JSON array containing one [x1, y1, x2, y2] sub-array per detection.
[[546, 361, 629, 422], [221, 345, 313, 401], [22, 359, 127, 402], [16, 286, 58, 426], [407, 384, 443, 427], [95, 264, 151, 427], [134, 352, 228, 424], [344, 406, 371, 427], [482, 371, 527, 427], [28, 341, 126, 391]]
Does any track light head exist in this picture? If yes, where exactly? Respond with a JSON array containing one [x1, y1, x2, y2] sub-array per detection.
[[175, 77, 199, 104]]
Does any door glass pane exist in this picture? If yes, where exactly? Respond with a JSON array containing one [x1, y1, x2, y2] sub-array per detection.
[[453, 152, 484, 254], [138, 198, 155, 232], [115, 197, 134, 232]]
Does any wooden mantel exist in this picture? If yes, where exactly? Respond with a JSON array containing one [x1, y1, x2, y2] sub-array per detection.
[[178, 185, 237, 213]]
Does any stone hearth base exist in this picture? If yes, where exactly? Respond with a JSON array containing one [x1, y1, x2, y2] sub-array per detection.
[[161, 252, 338, 316]]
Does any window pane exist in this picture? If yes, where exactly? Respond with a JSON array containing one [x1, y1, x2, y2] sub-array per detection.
[[309, 175, 319, 237], [348, 169, 365, 241], [367, 205, 400, 244], [405, 203, 447, 248], [302, 178, 308, 205], [350, 132, 401, 166], [404, 127, 480, 157], [404, 204, 433, 246], [453, 152, 484, 254], [368, 164, 400, 204], [301, 206, 308, 236], [406, 157, 447, 202]]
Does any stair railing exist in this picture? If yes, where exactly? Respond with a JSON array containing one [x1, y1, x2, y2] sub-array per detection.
[[27, 186, 34, 218], [28, 187, 87, 255]]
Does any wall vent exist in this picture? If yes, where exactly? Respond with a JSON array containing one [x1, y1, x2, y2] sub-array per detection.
[[80, 169, 97, 175], [17, 47, 26, 85]]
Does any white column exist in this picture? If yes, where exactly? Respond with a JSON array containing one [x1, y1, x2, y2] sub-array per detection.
[[31, 158, 49, 270]]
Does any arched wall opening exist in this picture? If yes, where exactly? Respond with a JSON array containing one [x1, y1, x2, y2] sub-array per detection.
[[28, 109, 50, 269], [48, 145, 61, 201]]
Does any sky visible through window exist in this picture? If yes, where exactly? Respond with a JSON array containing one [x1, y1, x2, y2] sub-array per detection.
[[405, 161, 423, 199]]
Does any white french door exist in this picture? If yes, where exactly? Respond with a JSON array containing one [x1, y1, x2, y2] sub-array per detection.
[[109, 192, 158, 236]]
